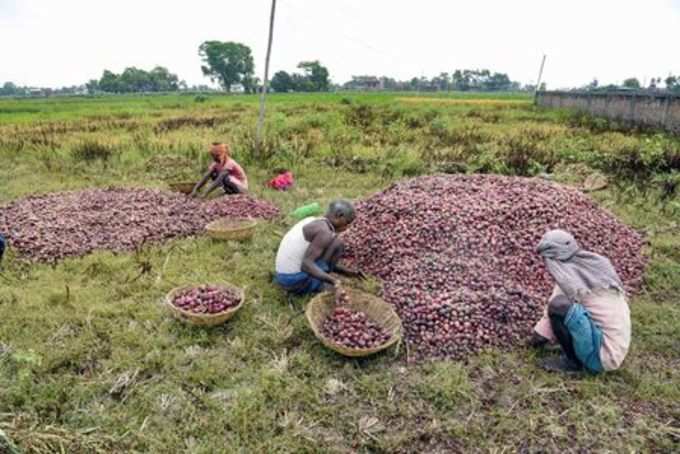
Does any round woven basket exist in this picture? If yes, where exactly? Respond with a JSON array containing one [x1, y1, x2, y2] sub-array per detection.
[[165, 283, 245, 326], [169, 182, 196, 194], [205, 218, 257, 241], [306, 287, 402, 357]]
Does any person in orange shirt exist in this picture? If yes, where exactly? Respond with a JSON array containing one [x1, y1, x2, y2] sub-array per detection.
[[191, 143, 248, 198]]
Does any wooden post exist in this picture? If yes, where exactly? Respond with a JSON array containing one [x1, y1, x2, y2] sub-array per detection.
[[256, 0, 277, 157]]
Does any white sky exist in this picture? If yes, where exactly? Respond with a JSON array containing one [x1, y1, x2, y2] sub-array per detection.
[[1, 0, 679, 89]]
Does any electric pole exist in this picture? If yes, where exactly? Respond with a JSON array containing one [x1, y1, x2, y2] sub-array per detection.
[[534, 54, 546, 104], [256, 0, 277, 157]]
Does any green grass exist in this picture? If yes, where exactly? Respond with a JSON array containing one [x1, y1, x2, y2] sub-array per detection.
[[0, 92, 679, 452]]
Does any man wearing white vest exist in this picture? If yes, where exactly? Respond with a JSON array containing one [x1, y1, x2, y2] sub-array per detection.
[[275, 200, 363, 295]]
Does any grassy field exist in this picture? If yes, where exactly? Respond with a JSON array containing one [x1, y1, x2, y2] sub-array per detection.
[[0, 92, 679, 453]]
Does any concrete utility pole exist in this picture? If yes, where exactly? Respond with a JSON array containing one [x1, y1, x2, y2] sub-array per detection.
[[534, 54, 546, 104], [256, 0, 277, 157]]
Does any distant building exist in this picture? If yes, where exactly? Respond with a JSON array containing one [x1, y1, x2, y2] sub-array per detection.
[[344, 76, 383, 91]]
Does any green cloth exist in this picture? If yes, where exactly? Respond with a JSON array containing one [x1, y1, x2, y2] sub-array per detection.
[[291, 202, 321, 220]]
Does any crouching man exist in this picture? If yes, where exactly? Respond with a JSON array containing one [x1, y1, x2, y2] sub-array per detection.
[[275, 200, 363, 295], [529, 229, 631, 374]]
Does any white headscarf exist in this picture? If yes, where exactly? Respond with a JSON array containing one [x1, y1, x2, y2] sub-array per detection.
[[537, 229, 624, 303]]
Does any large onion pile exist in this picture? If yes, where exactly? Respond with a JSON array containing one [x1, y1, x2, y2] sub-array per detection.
[[342, 175, 646, 361], [0, 188, 279, 262]]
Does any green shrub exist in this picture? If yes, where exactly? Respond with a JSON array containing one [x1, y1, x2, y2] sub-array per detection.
[[343, 103, 375, 128], [592, 134, 669, 181], [70, 140, 116, 162], [662, 142, 680, 172], [380, 146, 426, 177]]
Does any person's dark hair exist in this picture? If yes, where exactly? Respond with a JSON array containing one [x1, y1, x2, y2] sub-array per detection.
[[327, 199, 355, 221]]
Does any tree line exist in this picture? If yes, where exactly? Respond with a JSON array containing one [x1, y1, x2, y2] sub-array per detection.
[[582, 76, 680, 92], [87, 66, 185, 94], [270, 61, 330, 92], [5, 37, 680, 96], [0, 40, 520, 96], [350, 70, 523, 92], [198, 42, 331, 93]]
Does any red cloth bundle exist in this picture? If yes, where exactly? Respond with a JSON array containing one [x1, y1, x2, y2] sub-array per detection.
[[267, 171, 294, 191]]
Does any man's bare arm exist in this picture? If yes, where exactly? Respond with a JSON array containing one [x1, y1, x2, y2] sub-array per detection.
[[190, 170, 212, 197], [301, 222, 337, 285]]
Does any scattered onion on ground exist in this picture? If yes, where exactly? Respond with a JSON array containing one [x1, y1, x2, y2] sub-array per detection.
[[0, 188, 279, 262]]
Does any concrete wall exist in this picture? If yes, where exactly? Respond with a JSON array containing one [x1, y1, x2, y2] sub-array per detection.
[[536, 91, 680, 135]]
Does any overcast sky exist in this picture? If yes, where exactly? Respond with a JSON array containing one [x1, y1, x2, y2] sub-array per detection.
[[1, 0, 679, 89]]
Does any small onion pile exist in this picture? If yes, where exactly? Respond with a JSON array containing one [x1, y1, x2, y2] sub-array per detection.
[[0, 188, 279, 262], [171, 286, 241, 314], [342, 174, 647, 360], [322, 307, 392, 349]]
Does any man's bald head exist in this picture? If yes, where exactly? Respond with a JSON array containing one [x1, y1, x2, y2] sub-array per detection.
[[326, 200, 355, 232]]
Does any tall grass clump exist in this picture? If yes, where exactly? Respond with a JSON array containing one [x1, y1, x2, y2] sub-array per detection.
[[590, 133, 673, 182], [70, 140, 116, 162]]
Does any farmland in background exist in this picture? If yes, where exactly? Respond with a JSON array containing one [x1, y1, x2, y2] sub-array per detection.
[[0, 92, 679, 453]]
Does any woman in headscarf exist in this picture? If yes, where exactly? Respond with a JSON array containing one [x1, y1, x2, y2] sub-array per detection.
[[530, 229, 631, 374], [191, 142, 248, 198]]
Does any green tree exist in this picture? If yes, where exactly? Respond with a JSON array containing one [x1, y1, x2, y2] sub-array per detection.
[[431, 72, 449, 91], [648, 78, 658, 89], [380, 77, 400, 90], [198, 41, 255, 92], [451, 70, 469, 91], [450, 69, 515, 91], [244, 75, 259, 93], [0, 82, 20, 96], [96, 67, 181, 93], [587, 78, 599, 90], [150, 66, 179, 91], [86, 79, 99, 94], [291, 73, 309, 91], [622, 77, 641, 89], [297, 60, 330, 91], [483, 72, 511, 91], [99, 70, 121, 93], [666, 75, 679, 92], [271, 71, 294, 92], [119, 67, 151, 92]]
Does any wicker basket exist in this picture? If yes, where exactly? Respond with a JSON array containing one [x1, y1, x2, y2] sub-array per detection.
[[169, 182, 196, 194], [205, 218, 258, 241], [306, 287, 402, 357], [329, 272, 383, 295], [165, 284, 245, 326]]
